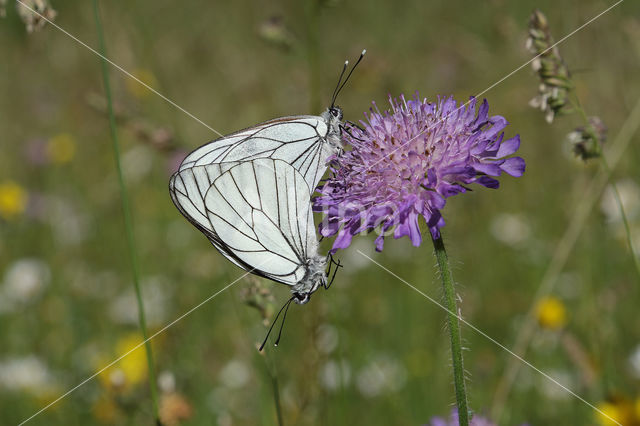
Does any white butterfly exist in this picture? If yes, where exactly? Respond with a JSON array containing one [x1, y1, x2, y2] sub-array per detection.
[[175, 108, 343, 192], [168, 52, 363, 315], [170, 158, 328, 304]]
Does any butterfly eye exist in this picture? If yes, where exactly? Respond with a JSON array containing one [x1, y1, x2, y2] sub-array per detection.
[[330, 107, 342, 120]]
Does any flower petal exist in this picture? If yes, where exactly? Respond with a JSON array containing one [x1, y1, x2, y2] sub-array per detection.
[[500, 156, 526, 177], [496, 135, 521, 157]]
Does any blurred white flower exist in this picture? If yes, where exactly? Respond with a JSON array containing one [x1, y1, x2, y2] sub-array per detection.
[[158, 370, 176, 394], [355, 355, 407, 398], [0, 259, 50, 313], [601, 179, 640, 224], [0, 356, 55, 396], [217, 412, 232, 426], [48, 196, 90, 246], [108, 276, 170, 326], [219, 360, 250, 389], [123, 145, 153, 183], [628, 344, 640, 378], [490, 213, 531, 247], [319, 359, 351, 391], [315, 324, 339, 354], [538, 369, 574, 400], [339, 238, 374, 275]]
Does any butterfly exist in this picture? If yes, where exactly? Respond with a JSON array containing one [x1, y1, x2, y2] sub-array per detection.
[[170, 158, 340, 348], [168, 52, 364, 347], [171, 158, 328, 301]]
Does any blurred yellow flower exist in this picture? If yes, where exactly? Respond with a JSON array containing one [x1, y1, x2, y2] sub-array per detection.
[[116, 333, 148, 386], [96, 332, 148, 392], [595, 399, 634, 426], [47, 133, 76, 164], [126, 69, 157, 99], [536, 296, 567, 330], [0, 180, 27, 220], [635, 397, 640, 422]]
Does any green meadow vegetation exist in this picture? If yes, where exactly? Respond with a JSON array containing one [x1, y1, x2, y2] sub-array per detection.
[[1, 0, 639, 424]]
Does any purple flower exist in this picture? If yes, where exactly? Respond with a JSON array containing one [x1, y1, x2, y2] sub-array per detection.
[[313, 93, 525, 252], [426, 409, 501, 426]]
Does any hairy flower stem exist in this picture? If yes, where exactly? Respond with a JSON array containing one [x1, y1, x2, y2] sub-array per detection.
[[92, 0, 160, 421], [433, 236, 469, 426]]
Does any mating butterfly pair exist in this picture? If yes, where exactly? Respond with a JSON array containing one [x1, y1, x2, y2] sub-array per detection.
[[168, 52, 365, 347]]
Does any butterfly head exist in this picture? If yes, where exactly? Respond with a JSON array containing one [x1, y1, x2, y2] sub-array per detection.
[[292, 292, 311, 305], [322, 105, 343, 128], [329, 105, 343, 121]]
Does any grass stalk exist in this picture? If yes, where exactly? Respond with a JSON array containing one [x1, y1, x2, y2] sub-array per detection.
[[91, 0, 160, 421], [570, 94, 640, 279], [260, 340, 284, 426], [304, 0, 321, 113]]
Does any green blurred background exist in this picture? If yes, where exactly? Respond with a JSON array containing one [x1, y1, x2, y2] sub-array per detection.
[[1, 0, 639, 424]]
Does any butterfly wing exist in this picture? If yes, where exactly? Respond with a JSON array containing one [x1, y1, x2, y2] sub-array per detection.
[[178, 116, 335, 191], [169, 158, 318, 285], [169, 162, 246, 270]]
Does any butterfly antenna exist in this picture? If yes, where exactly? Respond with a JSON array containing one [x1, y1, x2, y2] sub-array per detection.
[[274, 296, 295, 346], [259, 296, 295, 351], [333, 49, 366, 106], [330, 60, 349, 108]]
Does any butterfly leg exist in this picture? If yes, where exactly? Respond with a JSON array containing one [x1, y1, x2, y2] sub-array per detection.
[[341, 124, 364, 142], [345, 120, 365, 132], [324, 253, 343, 290]]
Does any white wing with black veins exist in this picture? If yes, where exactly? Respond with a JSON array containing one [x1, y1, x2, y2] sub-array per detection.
[[169, 159, 318, 285], [178, 116, 334, 191]]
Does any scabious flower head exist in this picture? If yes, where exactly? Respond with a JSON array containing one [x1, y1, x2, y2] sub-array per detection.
[[313, 93, 525, 252]]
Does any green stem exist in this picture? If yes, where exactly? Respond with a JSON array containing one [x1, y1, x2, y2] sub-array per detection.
[[304, 0, 321, 113], [598, 156, 640, 279], [92, 1, 160, 421], [270, 367, 285, 426], [264, 348, 284, 426], [432, 235, 469, 426]]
